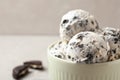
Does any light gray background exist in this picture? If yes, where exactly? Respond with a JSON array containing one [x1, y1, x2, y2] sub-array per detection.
[[0, 0, 120, 35]]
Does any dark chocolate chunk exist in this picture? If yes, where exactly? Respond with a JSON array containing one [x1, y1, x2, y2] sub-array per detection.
[[96, 56, 98, 58], [70, 47, 73, 49], [86, 19, 88, 23], [58, 41, 62, 45], [112, 49, 116, 54], [103, 33, 106, 35], [91, 21, 94, 25], [100, 45, 104, 48], [76, 60, 79, 63], [85, 33, 89, 35], [118, 45, 120, 48], [86, 53, 93, 61], [55, 48, 57, 50], [66, 25, 71, 30], [92, 40, 96, 44], [114, 38, 118, 44], [77, 35, 83, 40], [62, 19, 69, 24], [12, 65, 29, 79], [68, 55, 71, 59], [24, 60, 43, 70], [96, 25, 99, 29], [78, 20, 85, 27], [73, 16, 77, 20], [72, 57, 75, 61], [79, 22, 83, 27], [78, 44, 84, 48], [57, 55, 62, 58], [55, 55, 58, 57], [111, 34, 116, 36]]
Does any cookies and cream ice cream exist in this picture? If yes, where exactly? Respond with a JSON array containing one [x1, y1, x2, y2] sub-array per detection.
[[49, 9, 120, 64], [66, 31, 109, 64], [60, 9, 100, 41], [101, 27, 120, 61]]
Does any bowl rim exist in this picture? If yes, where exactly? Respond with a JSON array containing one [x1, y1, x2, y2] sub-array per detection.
[[48, 41, 120, 66]]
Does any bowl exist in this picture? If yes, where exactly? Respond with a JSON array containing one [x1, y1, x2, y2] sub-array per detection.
[[47, 41, 120, 80]]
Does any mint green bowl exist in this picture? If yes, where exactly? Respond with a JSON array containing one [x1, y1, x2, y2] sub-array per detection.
[[48, 42, 120, 80]]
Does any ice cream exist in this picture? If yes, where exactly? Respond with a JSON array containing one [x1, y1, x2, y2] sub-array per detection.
[[66, 31, 110, 64], [49, 40, 68, 59], [101, 27, 120, 61], [49, 9, 120, 64], [60, 9, 100, 41]]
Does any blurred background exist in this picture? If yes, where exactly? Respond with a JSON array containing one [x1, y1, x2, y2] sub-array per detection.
[[0, 0, 120, 35]]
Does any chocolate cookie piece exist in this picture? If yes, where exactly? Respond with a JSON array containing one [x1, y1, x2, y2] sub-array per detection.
[[12, 65, 29, 79], [24, 60, 43, 70]]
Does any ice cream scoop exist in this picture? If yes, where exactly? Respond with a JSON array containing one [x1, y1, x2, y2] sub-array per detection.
[[66, 31, 110, 64], [60, 9, 100, 41], [102, 27, 120, 61]]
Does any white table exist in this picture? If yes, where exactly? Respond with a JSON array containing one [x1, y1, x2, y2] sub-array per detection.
[[0, 35, 58, 80]]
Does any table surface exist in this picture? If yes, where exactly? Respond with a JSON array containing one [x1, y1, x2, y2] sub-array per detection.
[[0, 35, 58, 80]]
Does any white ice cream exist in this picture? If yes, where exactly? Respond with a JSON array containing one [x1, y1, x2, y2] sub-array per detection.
[[66, 31, 110, 64], [101, 27, 120, 61], [60, 9, 100, 41]]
